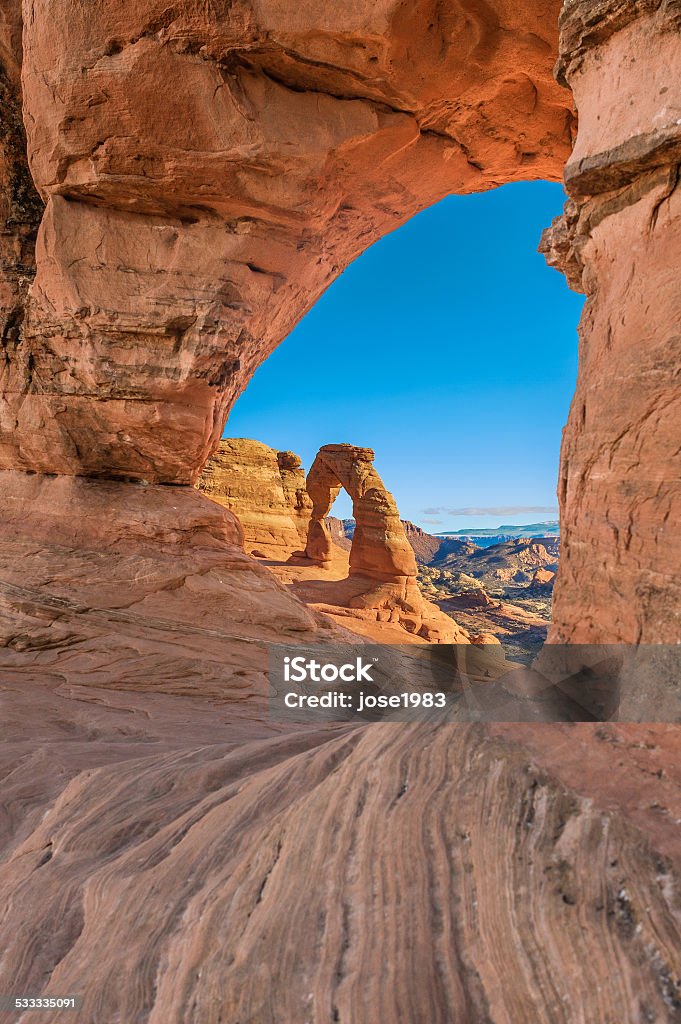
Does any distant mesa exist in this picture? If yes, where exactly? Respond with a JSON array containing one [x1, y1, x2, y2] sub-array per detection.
[[438, 521, 561, 547]]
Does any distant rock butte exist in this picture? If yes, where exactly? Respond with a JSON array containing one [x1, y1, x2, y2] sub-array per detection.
[[198, 438, 311, 557], [325, 516, 352, 552], [398, 520, 444, 563]]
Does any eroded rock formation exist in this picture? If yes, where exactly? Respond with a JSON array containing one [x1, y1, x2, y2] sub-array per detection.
[[303, 444, 466, 642], [0, 471, 349, 696], [541, 0, 681, 643], [3, 720, 681, 1022], [0, 0, 570, 484], [1, 3, 681, 1020], [198, 437, 311, 556], [305, 446, 416, 578]]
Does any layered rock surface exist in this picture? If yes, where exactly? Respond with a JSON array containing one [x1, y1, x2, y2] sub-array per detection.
[[0, 470, 349, 698], [1, 1, 681, 1020], [2, 717, 681, 1022], [0, 0, 571, 482], [198, 437, 311, 557], [541, 0, 681, 642]]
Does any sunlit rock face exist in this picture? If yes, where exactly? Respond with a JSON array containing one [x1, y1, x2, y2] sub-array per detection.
[[0, 0, 570, 482], [304, 444, 468, 642], [305, 444, 418, 582], [198, 437, 312, 556], [543, 0, 681, 642]]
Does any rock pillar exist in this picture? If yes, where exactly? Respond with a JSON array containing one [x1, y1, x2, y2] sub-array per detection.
[[544, 0, 681, 643]]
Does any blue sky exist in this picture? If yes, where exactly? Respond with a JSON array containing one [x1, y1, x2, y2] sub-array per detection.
[[225, 182, 584, 532]]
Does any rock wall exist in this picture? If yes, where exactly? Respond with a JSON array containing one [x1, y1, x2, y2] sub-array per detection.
[[0, 0, 570, 483], [542, 0, 681, 642], [198, 438, 311, 556], [0, 0, 676, 644], [0, 0, 43, 454]]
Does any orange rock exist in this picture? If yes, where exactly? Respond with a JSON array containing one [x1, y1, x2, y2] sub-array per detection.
[[304, 444, 469, 643], [0, 0, 570, 481], [543, 0, 681, 642], [197, 438, 311, 557], [533, 568, 557, 585]]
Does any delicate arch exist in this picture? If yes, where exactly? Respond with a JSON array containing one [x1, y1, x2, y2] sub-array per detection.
[[304, 444, 417, 583]]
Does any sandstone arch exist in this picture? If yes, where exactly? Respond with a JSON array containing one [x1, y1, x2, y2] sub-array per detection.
[[1, 6, 681, 1021], [2, 0, 570, 484], [0, 0, 678, 650], [305, 445, 416, 581], [302, 445, 469, 642]]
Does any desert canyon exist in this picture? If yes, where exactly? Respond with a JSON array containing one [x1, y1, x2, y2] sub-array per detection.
[[1, 0, 681, 1021]]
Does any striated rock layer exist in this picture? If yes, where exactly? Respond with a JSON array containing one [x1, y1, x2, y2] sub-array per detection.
[[1, 3, 681, 1019], [198, 437, 311, 557], [0, 470, 348, 698], [2, 719, 681, 1022]]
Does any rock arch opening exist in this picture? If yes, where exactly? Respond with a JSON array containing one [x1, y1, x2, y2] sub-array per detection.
[[0, 0, 678, 663]]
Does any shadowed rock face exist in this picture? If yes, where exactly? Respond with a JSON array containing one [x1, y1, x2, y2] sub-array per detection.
[[0, 0, 570, 482], [0, 1, 43, 439], [198, 437, 312, 556], [541, 0, 681, 642]]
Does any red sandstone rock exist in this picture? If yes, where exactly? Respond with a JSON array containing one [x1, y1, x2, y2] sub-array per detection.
[[0, 4, 680, 1019], [0, 0, 570, 482], [0, 470, 351, 698], [197, 438, 311, 557], [533, 567, 557, 586], [543, 0, 681, 642], [0, 2, 42, 392], [1, 721, 680, 1022], [304, 444, 466, 643]]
